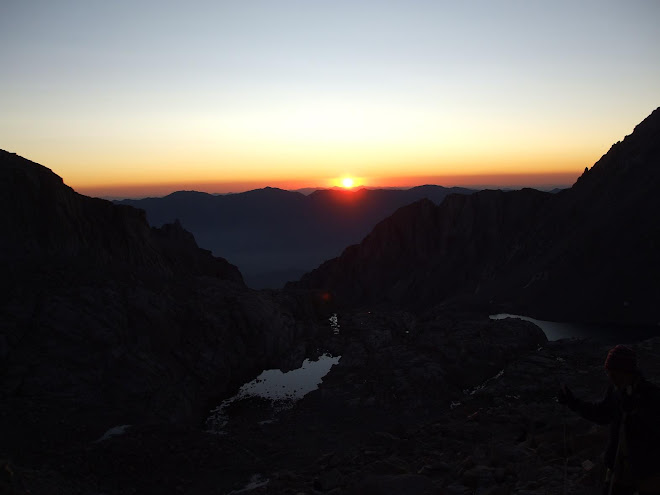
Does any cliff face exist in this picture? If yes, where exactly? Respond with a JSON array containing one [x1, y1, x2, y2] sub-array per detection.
[[501, 107, 660, 323], [0, 151, 322, 458], [292, 189, 551, 309], [290, 108, 660, 325], [0, 151, 243, 281]]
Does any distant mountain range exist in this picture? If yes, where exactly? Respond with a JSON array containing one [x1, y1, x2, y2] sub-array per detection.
[[289, 107, 660, 326], [117, 185, 474, 288]]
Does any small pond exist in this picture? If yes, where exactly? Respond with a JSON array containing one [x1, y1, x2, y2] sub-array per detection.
[[490, 313, 659, 342], [207, 314, 344, 432], [206, 353, 340, 432]]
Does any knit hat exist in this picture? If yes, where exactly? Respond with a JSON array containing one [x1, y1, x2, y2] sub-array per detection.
[[604, 345, 637, 373]]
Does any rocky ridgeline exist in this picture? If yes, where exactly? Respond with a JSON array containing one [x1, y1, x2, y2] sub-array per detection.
[[0, 150, 243, 280], [290, 189, 551, 311], [290, 108, 660, 326]]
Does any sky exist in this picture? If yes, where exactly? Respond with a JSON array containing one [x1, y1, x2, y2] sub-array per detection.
[[1, 0, 659, 198]]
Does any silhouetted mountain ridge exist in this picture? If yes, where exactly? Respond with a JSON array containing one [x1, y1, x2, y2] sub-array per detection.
[[292, 188, 552, 307], [290, 108, 660, 325], [0, 151, 242, 282]]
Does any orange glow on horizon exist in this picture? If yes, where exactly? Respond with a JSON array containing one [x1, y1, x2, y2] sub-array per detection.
[[72, 170, 583, 199], [362, 171, 583, 190]]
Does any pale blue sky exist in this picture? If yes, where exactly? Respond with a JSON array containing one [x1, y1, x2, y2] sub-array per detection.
[[1, 1, 659, 196]]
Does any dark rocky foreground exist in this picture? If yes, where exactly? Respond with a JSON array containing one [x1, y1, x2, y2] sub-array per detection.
[[5, 312, 659, 495]]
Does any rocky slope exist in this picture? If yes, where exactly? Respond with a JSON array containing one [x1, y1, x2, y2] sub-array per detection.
[[516, 106, 660, 324], [288, 189, 552, 310], [0, 150, 327, 465], [289, 108, 660, 326], [0, 151, 242, 281]]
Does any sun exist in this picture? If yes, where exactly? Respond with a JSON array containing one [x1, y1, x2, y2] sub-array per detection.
[[341, 177, 355, 189]]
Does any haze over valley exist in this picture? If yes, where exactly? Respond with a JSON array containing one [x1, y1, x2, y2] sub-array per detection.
[[118, 185, 474, 288]]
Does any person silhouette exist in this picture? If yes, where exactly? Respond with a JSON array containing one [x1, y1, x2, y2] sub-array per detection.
[[558, 345, 660, 494]]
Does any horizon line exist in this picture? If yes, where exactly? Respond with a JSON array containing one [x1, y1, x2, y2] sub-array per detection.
[[79, 171, 581, 200]]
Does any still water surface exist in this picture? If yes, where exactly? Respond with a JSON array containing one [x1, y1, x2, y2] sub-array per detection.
[[208, 314, 345, 432], [490, 314, 659, 342], [207, 354, 340, 431]]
